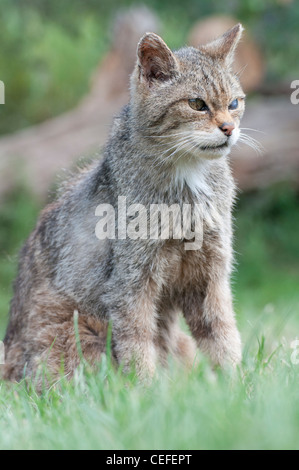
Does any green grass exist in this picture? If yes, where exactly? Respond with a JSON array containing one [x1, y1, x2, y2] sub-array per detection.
[[1, 0, 299, 450], [0, 347, 298, 450], [0, 185, 298, 450]]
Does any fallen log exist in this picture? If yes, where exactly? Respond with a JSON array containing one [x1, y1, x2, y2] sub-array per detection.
[[0, 11, 298, 200], [230, 96, 299, 190], [188, 15, 265, 93], [0, 6, 159, 200]]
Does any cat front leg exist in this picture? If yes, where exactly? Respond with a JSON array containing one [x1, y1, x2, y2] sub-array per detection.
[[109, 284, 158, 382], [199, 277, 242, 367], [155, 304, 197, 368], [182, 279, 242, 369]]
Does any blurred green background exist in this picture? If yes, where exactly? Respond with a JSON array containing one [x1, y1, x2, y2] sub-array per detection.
[[0, 0, 298, 347], [0, 0, 298, 135], [0, 0, 298, 344], [0, 0, 299, 335], [0, 0, 298, 451]]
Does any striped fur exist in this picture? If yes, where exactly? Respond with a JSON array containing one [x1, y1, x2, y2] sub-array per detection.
[[3, 26, 245, 387]]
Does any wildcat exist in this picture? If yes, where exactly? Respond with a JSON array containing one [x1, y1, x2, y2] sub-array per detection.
[[3, 24, 245, 386]]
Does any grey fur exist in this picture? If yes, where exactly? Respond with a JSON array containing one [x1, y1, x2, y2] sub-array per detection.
[[3, 25, 245, 385]]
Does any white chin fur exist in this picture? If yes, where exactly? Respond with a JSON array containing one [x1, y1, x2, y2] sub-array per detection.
[[175, 158, 213, 197], [197, 146, 231, 160], [190, 127, 240, 160], [174, 128, 240, 196]]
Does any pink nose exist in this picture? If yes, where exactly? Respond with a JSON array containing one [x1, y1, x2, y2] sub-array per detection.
[[219, 122, 235, 136]]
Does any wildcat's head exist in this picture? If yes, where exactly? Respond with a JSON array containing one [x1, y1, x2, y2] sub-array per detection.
[[130, 24, 245, 162]]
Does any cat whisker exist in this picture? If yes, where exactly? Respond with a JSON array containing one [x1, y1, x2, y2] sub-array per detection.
[[158, 137, 192, 159], [171, 137, 204, 167], [142, 131, 191, 139], [235, 63, 248, 78], [238, 137, 262, 155], [147, 133, 193, 150], [151, 137, 192, 169], [238, 132, 264, 155], [240, 127, 266, 135], [239, 133, 263, 148], [162, 139, 192, 160], [174, 138, 199, 162]]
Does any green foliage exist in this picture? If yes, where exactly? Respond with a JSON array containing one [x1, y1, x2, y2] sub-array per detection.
[[0, 1, 109, 134], [0, 0, 298, 135], [234, 185, 299, 340]]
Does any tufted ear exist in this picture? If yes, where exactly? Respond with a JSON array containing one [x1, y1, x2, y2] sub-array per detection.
[[201, 23, 243, 67], [137, 32, 179, 86]]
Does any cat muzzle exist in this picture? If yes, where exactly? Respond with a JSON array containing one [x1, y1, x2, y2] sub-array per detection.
[[219, 122, 235, 137]]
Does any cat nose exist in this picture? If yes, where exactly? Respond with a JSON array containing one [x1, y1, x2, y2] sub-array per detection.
[[219, 122, 235, 136]]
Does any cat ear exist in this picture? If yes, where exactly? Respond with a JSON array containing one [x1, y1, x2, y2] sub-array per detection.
[[201, 24, 243, 67], [137, 33, 179, 86]]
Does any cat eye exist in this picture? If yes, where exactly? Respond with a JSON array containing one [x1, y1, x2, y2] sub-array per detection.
[[188, 98, 209, 112], [228, 99, 238, 110]]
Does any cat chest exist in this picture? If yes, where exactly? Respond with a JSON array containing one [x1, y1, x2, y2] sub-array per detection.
[[152, 240, 210, 292]]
